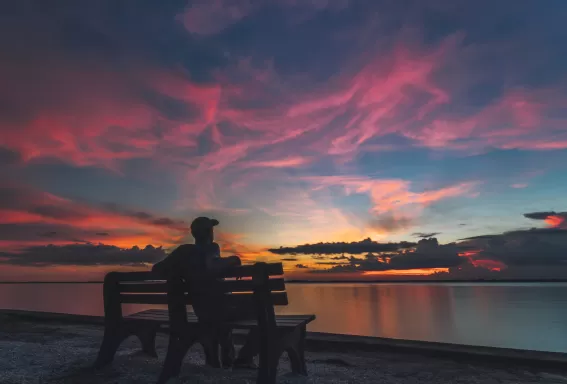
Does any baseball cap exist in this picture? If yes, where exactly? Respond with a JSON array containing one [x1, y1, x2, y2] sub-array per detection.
[[190, 216, 219, 231]]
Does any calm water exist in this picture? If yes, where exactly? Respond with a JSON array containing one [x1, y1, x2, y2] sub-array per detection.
[[1, 282, 567, 353]]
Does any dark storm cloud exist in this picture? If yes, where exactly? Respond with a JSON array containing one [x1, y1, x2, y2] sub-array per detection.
[[524, 212, 558, 220], [268, 238, 416, 255], [281, 258, 298, 261], [460, 234, 500, 241], [463, 228, 567, 267], [523, 211, 567, 228], [388, 240, 462, 270], [309, 238, 463, 273], [0, 243, 166, 267], [412, 232, 441, 238]]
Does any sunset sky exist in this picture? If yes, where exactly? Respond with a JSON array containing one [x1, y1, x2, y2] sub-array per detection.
[[1, 0, 567, 281]]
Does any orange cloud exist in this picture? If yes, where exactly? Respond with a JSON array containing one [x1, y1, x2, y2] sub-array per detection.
[[545, 215, 566, 228], [364, 268, 449, 276]]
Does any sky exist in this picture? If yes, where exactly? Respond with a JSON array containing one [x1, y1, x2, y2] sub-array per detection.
[[1, 0, 567, 281]]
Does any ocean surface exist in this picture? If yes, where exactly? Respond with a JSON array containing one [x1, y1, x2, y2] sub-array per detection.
[[1, 282, 566, 353]]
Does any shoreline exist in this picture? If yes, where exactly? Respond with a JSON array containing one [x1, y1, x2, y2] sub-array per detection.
[[2, 309, 567, 383], [2, 308, 567, 371]]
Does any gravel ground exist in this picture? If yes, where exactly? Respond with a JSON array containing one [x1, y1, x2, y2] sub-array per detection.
[[1, 315, 567, 384]]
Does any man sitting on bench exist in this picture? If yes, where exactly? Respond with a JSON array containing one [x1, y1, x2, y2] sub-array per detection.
[[152, 216, 257, 369]]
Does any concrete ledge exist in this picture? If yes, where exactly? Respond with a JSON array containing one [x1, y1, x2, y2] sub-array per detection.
[[304, 332, 567, 370], [2, 309, 566, 370]]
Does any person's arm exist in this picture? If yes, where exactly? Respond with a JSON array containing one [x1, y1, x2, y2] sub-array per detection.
[[205, 243, 241, 270]]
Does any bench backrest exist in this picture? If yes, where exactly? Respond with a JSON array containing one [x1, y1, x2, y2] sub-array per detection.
[[102, 262, 287, 324]]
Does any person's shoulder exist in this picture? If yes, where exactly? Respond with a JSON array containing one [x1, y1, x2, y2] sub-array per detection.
[[173, 244, 195, 254]]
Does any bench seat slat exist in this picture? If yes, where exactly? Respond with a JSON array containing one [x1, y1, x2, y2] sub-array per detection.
[[127, 312, 314, 323], [125, 310, 315, 329]]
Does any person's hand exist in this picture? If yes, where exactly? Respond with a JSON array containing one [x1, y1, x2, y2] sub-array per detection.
[[227, 256, 243, 280]]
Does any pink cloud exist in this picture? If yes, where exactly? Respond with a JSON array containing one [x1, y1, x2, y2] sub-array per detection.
[[303, 175, 477, 215], [409, 88, 567, 151], [243, 156, 312, 168], [0, 59, 172, 169]]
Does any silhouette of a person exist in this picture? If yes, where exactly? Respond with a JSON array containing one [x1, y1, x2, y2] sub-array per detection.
[[152, 217, 257, 368]]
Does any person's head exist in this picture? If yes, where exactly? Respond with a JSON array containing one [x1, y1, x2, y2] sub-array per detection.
[[190, 217, 219, 244]]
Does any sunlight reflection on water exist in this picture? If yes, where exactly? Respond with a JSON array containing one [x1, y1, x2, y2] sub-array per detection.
[[1, 282, 567, 352]]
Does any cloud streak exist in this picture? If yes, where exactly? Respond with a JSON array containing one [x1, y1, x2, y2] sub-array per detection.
[[0, 185, 188, 251], [0, 243, 166, 267]]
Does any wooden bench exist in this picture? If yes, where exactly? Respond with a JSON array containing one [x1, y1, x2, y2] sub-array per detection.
[[94, 262, 316, 384]]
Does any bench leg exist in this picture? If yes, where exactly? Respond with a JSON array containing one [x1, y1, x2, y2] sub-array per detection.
[[198, 329, 219, 368], [94, 325, 126, 368], [157, 332, 196, 384], [236, 328, 260, 363], [234, 326, 309, 376], [202, 338, 221, 368], [95, 322, 161, 368], [286, 326, 307, 376], [135, 323, 160, 358], [257, 344, 282, 384]]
